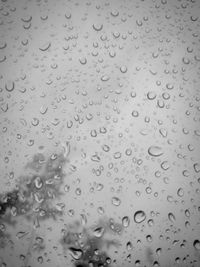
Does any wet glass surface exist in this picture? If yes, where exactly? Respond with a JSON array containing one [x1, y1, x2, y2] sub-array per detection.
[[0, 0, 200, 266]]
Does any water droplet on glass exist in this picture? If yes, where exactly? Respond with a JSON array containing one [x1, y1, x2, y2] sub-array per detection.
[[134, 210, 146, 223], [120, 65, 127, 73], [93, 227, 105, 238], [112, 197, 121, 206], [168, 212, 176, 223], [79, 57, 87, 65], [39, 42, 51, 51], [92, 23, 103, 31], [148, 146, 163, 157], [68, 247, 83, 260], [31, 118, 40, 126], [122, 216, 130, 228], [5, 81, 15, 92], [193, 163, 200, 173], [193, 240, 200, 250]]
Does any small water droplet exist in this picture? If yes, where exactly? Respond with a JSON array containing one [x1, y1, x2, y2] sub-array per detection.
[[112, 196, 121, 206], [122, 216, 130, 228], [68, 247, 83, 260], [120, 65, 127, 73], [193, 240, 200, 250]]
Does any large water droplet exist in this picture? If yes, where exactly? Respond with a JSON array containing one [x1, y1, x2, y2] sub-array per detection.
[[148, 146, 163, 157], [68, 247, 83, 260], [92, 23, 103, 31], [134, 210, 146, 223]]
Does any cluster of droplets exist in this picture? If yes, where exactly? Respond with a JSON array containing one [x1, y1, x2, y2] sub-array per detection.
[[60, 217, 122, 267], [0, 146, 69, 267]]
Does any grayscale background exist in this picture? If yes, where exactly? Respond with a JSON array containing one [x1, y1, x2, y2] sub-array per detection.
[[0, 0, 200, 266]]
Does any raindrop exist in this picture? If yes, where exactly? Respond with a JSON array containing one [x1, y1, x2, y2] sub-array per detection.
[[101, 75, 110, 81], [147, 91, 156, 100], [122, 216, 130, 228], [93, 227, 105, 238], [148, 146, 163, 157], [110, 10, 119, 17], [68, 247, 83, 260], [31, 118, 40, 126], [120, 65, 127, 73], [193, 163, 200, 173], [65, 12, 71, 19], [134, 210, 146, 223], [177, 188, 184, 197], [39, 42, 51, 51], [102, 144, 110, 152], [0, 41, 7, 49], [112, 197, 121, 206], [168, 212, 176, 223], [37, 256, 43, 264], [161, 161, 170, 170], [131, 110, 139, 117], [75, 188, 81, 196], [34, 176, 43, 189], [92, 23, 103, 31], [90, 129, 97, 137], [113, 152, 121, 159], [91, 154, 101, 162], [0, 55, 6, 63], [159, 128, 168, 138], [126, 241, 133, 251], [5, 81, 15, 92], [79, 57, 87, 65], [193, 240, 200, 250], [166, 83, 174, 90], [21, 15, 32, 22], [40, 106, 48, 115]]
